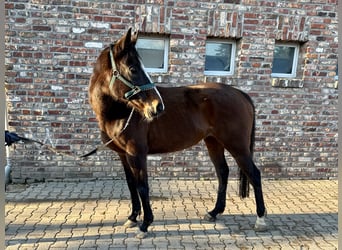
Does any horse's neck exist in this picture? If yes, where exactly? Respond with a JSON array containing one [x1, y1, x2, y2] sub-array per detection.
[[98, 94, 132, 121]]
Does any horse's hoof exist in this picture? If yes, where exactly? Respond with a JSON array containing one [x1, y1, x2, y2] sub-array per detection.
[[254, 216, 268, 232], [123, 219, 137, 228], [203, 213, 216, 222], [135, 229, 148, 239]]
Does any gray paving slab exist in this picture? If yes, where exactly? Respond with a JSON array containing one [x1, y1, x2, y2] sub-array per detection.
[[5, 179, 337, 249]]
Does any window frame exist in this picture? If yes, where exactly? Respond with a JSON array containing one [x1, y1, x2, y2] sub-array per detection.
[[204, 39, 236, 76], [135, 36, 169, 73], [271, 42, 299, 78]]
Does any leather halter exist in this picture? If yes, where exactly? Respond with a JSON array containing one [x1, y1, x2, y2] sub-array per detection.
[[108, 44, 155, 100]]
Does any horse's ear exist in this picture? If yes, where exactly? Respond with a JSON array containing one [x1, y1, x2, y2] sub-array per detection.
[[116, 28, 132, 51], [123, 27, 133, 49], [124, 28, 138, 47], [116, 28, 137, 52], [131, 30, 139, 44]]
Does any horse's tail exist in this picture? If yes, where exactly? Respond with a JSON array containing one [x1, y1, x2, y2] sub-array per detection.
[[238, 90, 255, 199]]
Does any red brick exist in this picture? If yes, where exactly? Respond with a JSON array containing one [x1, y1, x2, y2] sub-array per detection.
[[32, 26, 51, 31], [4, 0, 338, 182], [311, 23, 326, 29]]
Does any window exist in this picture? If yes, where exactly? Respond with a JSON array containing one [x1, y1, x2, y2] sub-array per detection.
[[272, 43, 299, 77], [204, 40, 236, 76], [136, 37, 169, 73]]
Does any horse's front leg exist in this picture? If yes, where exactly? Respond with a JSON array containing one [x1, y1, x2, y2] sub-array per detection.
[[126, 153, 153, 238], [119, 154, 141, 228]]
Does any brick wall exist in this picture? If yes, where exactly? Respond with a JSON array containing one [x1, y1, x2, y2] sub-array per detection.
[[5, 0, 338, 183]]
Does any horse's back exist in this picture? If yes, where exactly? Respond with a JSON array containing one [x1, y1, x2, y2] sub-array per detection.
[[158, 82, 254, 125], [185, 82, 254, 136], [160, 82, 251, 105], [187, 82, 252, 106]]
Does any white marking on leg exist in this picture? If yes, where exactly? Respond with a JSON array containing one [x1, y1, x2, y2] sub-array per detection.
[[255, 216, 268, 231], [123, 219, 137, 228], [135, 229, 148, 239]]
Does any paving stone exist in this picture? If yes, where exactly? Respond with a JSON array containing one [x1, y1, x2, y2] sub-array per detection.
[[5, 179, 338, 249]]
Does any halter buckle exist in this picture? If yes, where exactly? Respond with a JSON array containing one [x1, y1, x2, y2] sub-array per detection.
[[112, 70, 120, 77]]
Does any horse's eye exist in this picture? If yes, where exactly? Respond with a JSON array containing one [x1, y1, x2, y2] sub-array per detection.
[[129, 66, 136, 72]]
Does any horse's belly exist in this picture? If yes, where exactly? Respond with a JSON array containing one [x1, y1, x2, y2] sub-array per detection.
[[148, 129, 206, 154]]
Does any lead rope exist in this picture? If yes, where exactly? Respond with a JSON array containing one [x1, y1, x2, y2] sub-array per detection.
[[120, 108, 135, 134], [79, 107, 135, 158], [12, 108, 135, 159]]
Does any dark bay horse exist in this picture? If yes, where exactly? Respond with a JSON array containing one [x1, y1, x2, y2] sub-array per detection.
[[88, 28, 267, 238]]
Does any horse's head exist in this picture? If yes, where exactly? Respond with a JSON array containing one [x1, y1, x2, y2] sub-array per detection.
[[94, 28, 165, 121]]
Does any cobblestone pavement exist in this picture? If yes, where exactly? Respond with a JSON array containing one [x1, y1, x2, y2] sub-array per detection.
[[5, 179, 337, 249]]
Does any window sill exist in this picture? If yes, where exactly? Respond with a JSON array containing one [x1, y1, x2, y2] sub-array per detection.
[[272, 78, 303, 88], [204, 76, 236, 85]]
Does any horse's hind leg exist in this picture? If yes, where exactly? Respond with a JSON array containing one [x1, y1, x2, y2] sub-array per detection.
[[234, 154, 267, 231], [204, 137, 229, 221], [119, 154, 141, 228]]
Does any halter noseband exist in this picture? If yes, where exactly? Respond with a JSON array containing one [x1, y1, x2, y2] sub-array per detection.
[[108, 44, 155, 100]]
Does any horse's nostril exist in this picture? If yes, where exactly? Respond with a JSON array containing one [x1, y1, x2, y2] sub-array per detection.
[[156, 103, 164, 113]]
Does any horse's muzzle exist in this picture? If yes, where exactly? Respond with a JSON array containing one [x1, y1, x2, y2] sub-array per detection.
[[140, 87, 165, 121], [144, 101, 164, 121], [150, 102, 165, 118]]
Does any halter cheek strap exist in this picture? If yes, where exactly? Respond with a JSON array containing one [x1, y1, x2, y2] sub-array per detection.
[[109, 44, 155, 100]]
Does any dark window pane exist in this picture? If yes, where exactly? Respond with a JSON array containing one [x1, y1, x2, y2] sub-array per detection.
[[272, 46, 295, 74], [136, 39, 165, 69], [205, 42, 232, 72]]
